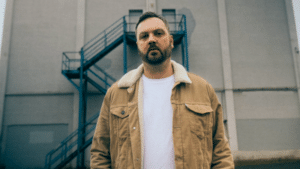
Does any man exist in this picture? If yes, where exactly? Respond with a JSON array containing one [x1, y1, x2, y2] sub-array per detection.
[[90, 12, 234, 168]]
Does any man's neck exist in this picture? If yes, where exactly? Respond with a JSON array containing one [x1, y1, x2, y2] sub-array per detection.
[[143, 58, 174, 79]]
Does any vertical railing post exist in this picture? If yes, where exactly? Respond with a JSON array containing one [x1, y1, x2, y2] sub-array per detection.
[[68, 56, 70, 70], [64, 143, 67, 161], [175, 14, 177, 31], [60, 146, 64, 162], [45, 154, 49, 169], [183, 15, 189, 71], [77, 47, 85, 168], [62, 53, 64, 72], [123, 16, 127, 74], [48, 153, 52, 169], [181, 40, 185, 68], [45, 155, 48, 169]]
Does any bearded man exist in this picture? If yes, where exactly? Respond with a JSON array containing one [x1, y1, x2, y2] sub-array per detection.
[[90, 12, 234, 169]]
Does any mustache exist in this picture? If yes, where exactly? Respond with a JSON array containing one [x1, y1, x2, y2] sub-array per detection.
[[147, 44, 161, 53]]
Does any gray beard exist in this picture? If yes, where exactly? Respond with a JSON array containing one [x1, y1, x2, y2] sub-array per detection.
[[138, 44, 172, 65]]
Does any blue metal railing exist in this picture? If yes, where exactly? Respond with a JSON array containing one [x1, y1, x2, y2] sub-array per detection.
[[45, 113, 99, 169], [88, 65, 116, 90], [83, 21, 124, 60], [62, 51, 82, 71], [61, 14, 186, 73]]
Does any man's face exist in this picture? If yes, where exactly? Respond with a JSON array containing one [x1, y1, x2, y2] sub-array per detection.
[[136, 17, 174, 65]]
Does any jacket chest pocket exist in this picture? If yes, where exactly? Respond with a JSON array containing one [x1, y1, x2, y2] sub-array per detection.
[[185, 104, 213, 139], [111, 106, 129, 138]]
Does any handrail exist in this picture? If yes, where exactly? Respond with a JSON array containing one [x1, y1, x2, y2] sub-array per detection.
[[45, 112, 100, 169], [83, 22, 123, 56], [180, 15, 185, 32], [93, 64, 116, 82], [61, 14, 186, 73], [61, 52, 82, 71], [87, 69, 112, 89], [83, 17, 124, 49], [82, 14, 186, 62], [84, 22, 124, 60]]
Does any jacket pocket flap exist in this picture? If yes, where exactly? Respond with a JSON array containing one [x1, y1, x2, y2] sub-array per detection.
[[185, 104, 213, 114], [110, 106, 128, 118]]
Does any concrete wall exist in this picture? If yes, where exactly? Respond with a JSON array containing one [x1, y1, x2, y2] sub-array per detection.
[[158, 0, 224, 89], [4, 95, 73, 125], [226, 0, 300, 152], [4, 124, 68, 168], [0, 0, 79, 168], [7, 0, 77, 94], [235, 91, 300, 150], [0, 0, 299, 168], [226, 0, 296, 89]]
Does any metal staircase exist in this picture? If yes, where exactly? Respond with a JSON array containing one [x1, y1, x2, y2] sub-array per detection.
[[45, 14, 188, 169]]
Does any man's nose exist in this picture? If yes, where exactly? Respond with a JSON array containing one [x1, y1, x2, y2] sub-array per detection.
[[148, 34, 156, 44]]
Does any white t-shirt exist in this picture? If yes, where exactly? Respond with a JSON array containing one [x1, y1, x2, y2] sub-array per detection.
[[142, 74, 175, 169]]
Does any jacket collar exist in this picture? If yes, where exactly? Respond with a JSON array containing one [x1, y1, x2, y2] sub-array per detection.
[[118, 60, 192, 88]]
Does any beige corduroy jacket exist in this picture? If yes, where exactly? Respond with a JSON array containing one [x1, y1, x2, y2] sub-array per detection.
[[90, 60, 234, 169]]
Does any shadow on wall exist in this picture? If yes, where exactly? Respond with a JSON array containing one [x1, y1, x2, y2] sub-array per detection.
[[178, 7, 196, 44]]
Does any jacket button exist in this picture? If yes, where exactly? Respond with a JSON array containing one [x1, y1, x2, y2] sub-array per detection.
[[121, 111, 125, 115], [175, 156, 182, 161], [133, 127, 136, 130]]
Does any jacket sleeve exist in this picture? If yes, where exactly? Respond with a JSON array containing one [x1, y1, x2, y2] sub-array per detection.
[[90, 88, 112, 169], [207, 84, 235, 169]]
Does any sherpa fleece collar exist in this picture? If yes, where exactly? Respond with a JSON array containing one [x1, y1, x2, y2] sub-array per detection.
[[118, 60, 192, 88]]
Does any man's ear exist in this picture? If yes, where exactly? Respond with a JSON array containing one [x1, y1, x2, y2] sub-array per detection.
[[170, 35, 174, 48]]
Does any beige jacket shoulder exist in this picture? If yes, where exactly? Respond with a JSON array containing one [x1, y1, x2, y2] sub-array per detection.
[[90, 60, 234, 169]]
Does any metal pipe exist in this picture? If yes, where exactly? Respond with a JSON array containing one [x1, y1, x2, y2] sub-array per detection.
[[77, 48, 84, 167], [183, 15, 189, 71], [181, 40, 185, 67], [123, 16, 127, 74]]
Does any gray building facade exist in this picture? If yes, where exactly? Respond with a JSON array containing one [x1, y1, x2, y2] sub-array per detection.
[[0, 0, 299, 168]]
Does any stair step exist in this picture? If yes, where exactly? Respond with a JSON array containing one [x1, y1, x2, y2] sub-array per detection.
[[82, 35, 123, 71], [62, 70, 80, 79]]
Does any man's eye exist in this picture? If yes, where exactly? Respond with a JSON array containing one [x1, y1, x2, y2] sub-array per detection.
[[155, 31, 164, 36], [140, 34, 148, 39], [156, 32, 161, 35]]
